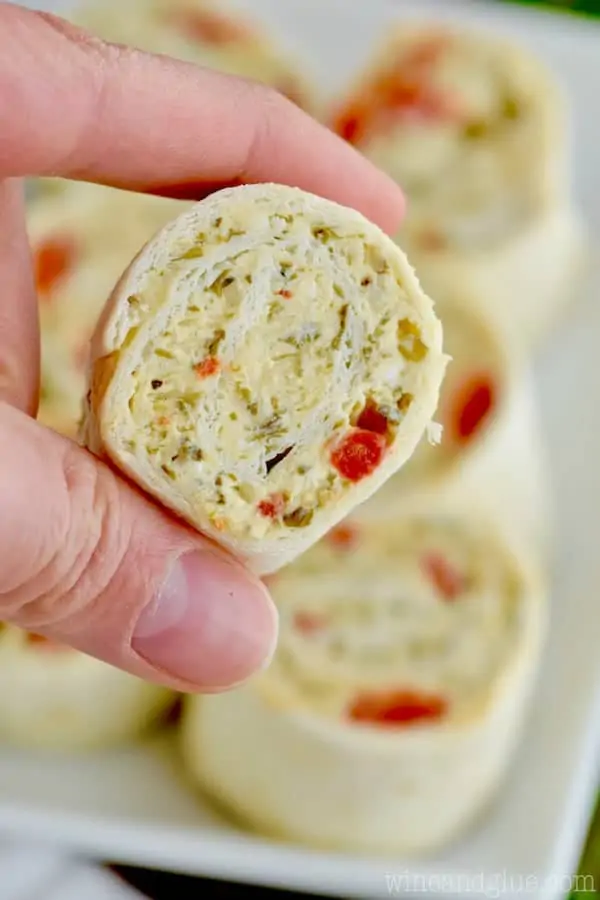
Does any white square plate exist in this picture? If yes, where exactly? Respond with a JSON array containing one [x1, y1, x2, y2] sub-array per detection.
[[5, 1, 600, 898]]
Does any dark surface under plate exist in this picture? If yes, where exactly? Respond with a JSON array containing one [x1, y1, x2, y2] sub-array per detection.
[[108, 865, 333, 899]]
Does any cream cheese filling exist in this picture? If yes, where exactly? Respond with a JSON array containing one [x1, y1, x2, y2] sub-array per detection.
[[107, 201, 435, 541]]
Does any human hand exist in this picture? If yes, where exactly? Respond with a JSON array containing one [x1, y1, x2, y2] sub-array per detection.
[[0, 1, 405, 692]]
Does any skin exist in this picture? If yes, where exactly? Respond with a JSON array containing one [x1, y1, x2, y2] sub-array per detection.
[[0, 2, 404, 693]]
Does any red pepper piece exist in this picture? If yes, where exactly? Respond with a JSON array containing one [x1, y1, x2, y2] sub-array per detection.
[[422, 553, 465, 601], [333, 101, 371, 145], [330, 430, 387, 482], [194, 356, 221, 379], [293, 611, 328, 635], [356, 401, 389, 436], [257, 493, 285, 519], [381, 76, 463, 122], [337, 113, 361, 144], [276, 289, 293, 299], [333, 34, 460, 146], [386, 80, 428, 110], [328, 522, 360, 551], [34, 237, 75, 298], [348, 689, 447, 726], [26, 633, 65, 651], [450, 374, 496, 444]]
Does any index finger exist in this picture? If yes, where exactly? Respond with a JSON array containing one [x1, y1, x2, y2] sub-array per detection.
[[0, 4, 404, 233]]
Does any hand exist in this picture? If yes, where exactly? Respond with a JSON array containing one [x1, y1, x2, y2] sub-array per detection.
[[0, 1, 404, 693]]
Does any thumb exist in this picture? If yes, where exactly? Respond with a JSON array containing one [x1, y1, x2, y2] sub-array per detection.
[[0, 402, 278, 692]]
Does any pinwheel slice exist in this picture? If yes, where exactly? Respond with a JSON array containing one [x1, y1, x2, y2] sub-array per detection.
[[181, 508, 546, 854], [80, 183, 448, 574], [28, 181, 189, 438], [73, 0, 315, 112], [0, 626, 174, 751], [331, 23, 586, 351]]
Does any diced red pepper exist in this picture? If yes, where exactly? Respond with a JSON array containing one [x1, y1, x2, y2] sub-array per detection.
[[449, 374, 496, 444], [382, 78, 463, 122], [333, 34, 461, 146], [34, 237, 75, 298], [348, 689, 447, 726], [422, 553, 465, 601], [293, 611, 328, 635], [194, 356, 221, 379], [328, 522, 360, 551], [334, 83, 460, 145], [169, 9, 253, 45], [257, 493, 285, 519], [356, 401, 389, 436], [332, 102, 370, 145], [26, 633, 65, 651], [386, 79, 428, 111], [330, 429, 387, 482], [276, 289, 293, 299]]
